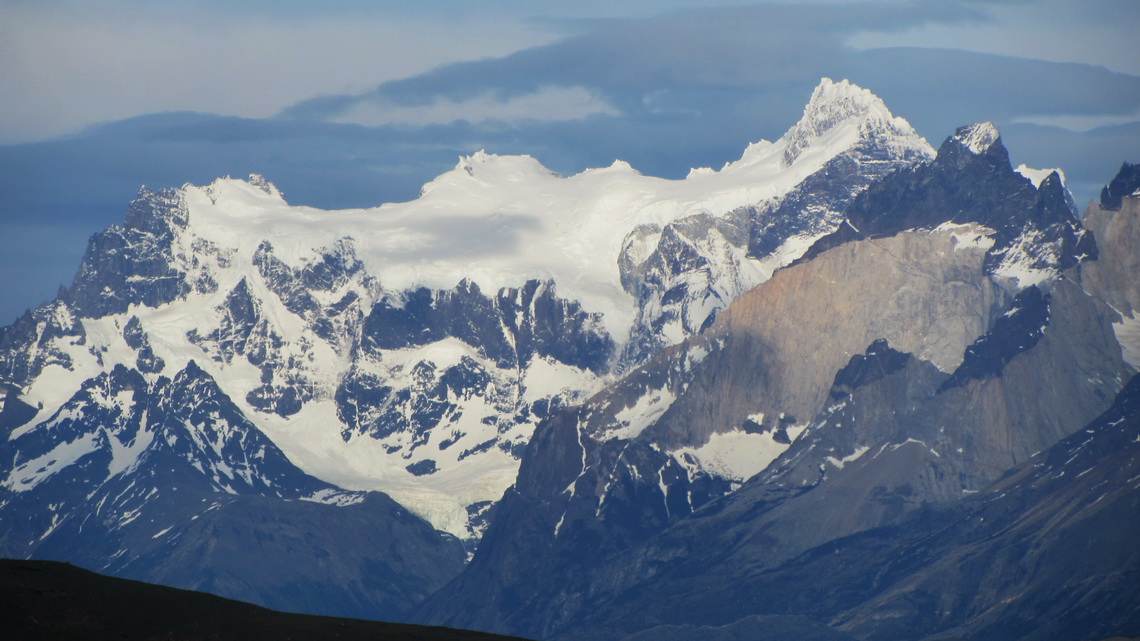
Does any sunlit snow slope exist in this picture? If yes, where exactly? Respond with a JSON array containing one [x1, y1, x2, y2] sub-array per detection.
[[185, 78, 931, 340]]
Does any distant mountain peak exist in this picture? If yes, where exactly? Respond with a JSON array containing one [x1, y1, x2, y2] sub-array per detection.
[[932, 122, 1011, 175], [1099, 161, 1140, 210], [952, 122, 1001, 155], [200, 174, 287, 206], [805, 77, 890, 117], [777, 77, 930, 167], [1016, 164, 1066, 188]]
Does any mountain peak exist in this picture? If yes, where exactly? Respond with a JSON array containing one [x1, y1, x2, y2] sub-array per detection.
[[952, 122, 1001, 155], [199, 174, 287, 206], [933, 122, 1010, 174], [418, 149, 560, 198], [778, 78, 930, 167], [806, 77, 886, 114], [247, 174, 283, 199], [1099, 161, 1140, 210], [1015, 164, 1066, 188]]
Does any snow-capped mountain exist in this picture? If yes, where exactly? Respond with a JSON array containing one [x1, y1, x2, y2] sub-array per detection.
[[2, 75, 1135, 638], [619, 78, 932, 365], [412, 137, 1138, 640], [0, 78, 931, 546], [801, 122, 1096, 289], [0, 358, 467, 619]]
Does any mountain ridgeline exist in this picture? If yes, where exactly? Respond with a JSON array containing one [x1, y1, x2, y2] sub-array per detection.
[[0, 79, 1137, 640], [414, 132, 1137, 639]]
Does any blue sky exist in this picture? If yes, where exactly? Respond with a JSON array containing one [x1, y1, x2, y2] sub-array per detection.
[[2, 0, 1139, 323]]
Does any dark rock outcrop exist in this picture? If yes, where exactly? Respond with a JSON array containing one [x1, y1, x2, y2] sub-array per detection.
[[0, 299, 86, 391], [1080, 164, 1140, 316], [800, 123, 1096, 281], [363, 279, 613, 374], [69, 187, 223, 318], [1100, 161, 1140, 210]]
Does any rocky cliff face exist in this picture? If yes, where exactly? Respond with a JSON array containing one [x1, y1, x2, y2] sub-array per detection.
[[546, 374, 1140, 641], [618, 78, 933, 367], [1076, 173, 1140, 388], [417, 228, 1130, 639], [0, 298, 86, 396], [412, 145, 1136, 641], [1099, 161, 1140, 210], [801, 123, 1095, 288], [1080, 180, 1140, 317], [68, 187, 221, 318]]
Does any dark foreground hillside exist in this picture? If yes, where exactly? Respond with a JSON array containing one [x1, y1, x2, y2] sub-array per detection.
[[0, 559, 531, 641]]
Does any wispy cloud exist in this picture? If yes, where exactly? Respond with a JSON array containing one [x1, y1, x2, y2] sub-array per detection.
[[331, 87, 620, 127], [277, 0, 1140, 143], [849, 0, 1140, 75], [0, 2, 557, 143], [281, 2, 986, 123]]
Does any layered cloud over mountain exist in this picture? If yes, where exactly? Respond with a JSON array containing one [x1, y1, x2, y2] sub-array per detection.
[[2, 1, 1138, 324]]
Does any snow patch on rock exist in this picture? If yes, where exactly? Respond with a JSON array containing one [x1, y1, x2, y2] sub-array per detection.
[[1016, 164, 1066, 188], [954, 122, 1000, 155], [607, 387, 677, 442], [671, 424, 808, 483]]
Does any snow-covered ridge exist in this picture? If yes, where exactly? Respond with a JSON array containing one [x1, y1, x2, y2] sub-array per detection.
[[2, 78, 935, 542], [181, 78, 929, 342], [1016, 164, 1066, 188], [776, 78, 928, 168]]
